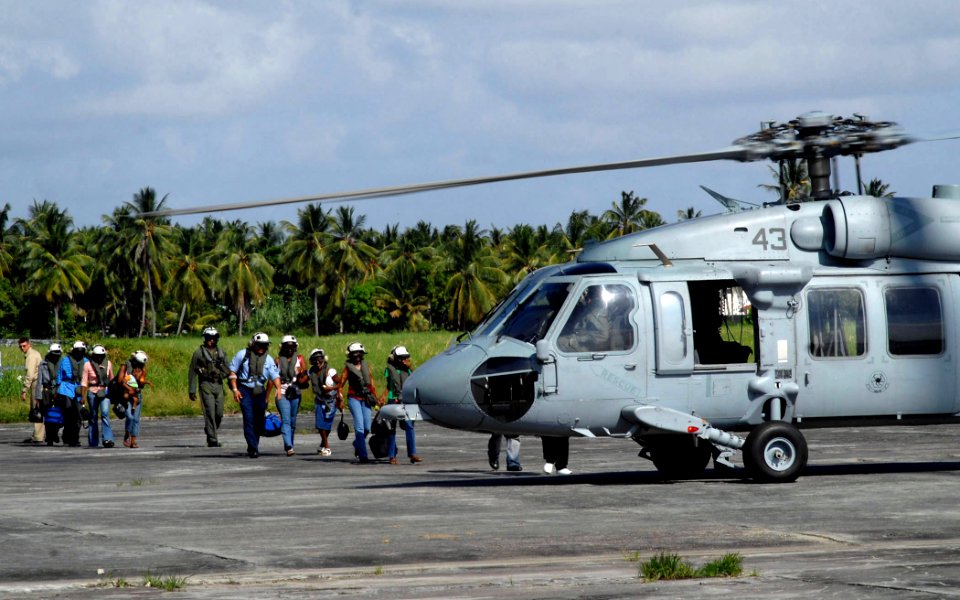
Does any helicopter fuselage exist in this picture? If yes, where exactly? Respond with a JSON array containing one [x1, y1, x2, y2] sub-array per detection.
[[398, 191, 960, 479]]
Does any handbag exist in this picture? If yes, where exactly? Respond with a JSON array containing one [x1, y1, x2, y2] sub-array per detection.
[[336, 412, 350, 440], [262, 411, 282, 437], [28, 405, 43, 424]]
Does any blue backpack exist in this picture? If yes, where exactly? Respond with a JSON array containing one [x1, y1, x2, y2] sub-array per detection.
[[45, 405, 64, 426]]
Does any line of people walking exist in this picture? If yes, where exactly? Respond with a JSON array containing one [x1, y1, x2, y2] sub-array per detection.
[[18, 337, 148, 448], [189, 329, 422, 463]]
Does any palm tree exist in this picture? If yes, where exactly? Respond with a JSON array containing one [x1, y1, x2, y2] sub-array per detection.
[[864, 178, 895, 198], [603, 191, 650, 238], [211, 221, 275, 336], [325, 206, 377, 333], [0, 203, 12, 279], [677, 207, 702, 221], [759, 159, 811, 202], [122, 188, 177, 337], [18, 200, 92, 338], [501, 224, 551, 284], [444, 220, 507, 329], [167, 227, 215, 335], [374, 261, 431, 331], [282, 203, 331, 335]]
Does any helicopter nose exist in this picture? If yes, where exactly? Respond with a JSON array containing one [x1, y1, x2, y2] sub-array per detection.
[[403, 343, 487, 430]]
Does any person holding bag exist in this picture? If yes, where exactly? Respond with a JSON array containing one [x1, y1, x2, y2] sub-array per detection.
[[383, 345, 422, 465], [228, 332, 281, 459], [335, 341, 380, 464], [276, 335, 307, 456]]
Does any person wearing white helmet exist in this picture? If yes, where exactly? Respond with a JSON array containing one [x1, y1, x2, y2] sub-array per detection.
[[307, 348, 339, 456], [80, 344, 115, 448], [383, 345, 422, 464], [335, 341, 381, 464], [228, 332, 281, 458], [117, 350, 149, 448], [56, 341, 89, 447], [38, 344, 63, 445], [275, 335, 307, 456], [188, 327, 229, 447]]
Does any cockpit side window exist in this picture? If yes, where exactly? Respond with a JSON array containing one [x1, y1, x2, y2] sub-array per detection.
[[556, 284, 636, 353], [498, 282, 570, 344]]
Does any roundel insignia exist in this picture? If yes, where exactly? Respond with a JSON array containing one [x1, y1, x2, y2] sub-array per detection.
[[867, 371, 889, 393]]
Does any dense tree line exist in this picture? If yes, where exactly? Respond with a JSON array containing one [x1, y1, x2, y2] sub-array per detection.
[[0, 189, 672, 339]]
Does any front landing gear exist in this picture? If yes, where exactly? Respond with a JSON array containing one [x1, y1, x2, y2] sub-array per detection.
[[742, 421, 808, 483]]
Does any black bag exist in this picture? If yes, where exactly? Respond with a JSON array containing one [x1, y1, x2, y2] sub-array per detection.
[[336, 412, 349, 440], [28, 405, 43, 423], [113, 402, 127, 419], [369, 432, 389, 459], [78, 404, 92, 422]]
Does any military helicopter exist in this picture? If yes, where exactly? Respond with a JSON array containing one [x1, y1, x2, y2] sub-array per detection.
[[152, 112, 960, 483]]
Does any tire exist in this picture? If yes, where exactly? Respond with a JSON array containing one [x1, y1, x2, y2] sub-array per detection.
[[650, 436, 712, 480], [743, 421, 808, 483]]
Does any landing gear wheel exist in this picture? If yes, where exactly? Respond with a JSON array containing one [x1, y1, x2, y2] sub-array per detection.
[[650, 436, 712, 480], [743, 421, 807, 483]]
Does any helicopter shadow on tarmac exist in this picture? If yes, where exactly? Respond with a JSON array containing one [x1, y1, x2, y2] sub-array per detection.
[[357, 460, 960, 490]]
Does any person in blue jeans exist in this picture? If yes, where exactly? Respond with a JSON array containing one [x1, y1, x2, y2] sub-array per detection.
[[81, 344, 115, 448], [383, 345, 422, 465], [118, 350, 149, 448], [276, 335, 306, 456], [308, 348, 339, 456], [229, 332, 281, 458], [336, 341, 379, 464]]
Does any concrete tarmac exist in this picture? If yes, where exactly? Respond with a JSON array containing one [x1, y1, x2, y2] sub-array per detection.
[[1, 415, 960, 598]]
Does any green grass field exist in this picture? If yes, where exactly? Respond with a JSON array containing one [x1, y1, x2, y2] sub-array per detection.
[[0, 332, 458, 423]]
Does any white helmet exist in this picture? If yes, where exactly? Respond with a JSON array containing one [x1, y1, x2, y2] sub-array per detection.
[[72, 340, 87, 352], [281, 335, 298, 346], [309, 348, 325, 361], [202, 327, 219, 338], [49, 343, 63, 354], [251, 332, 269, 344], [390, 345, 410, 359], [131, 350, 148, 364], [346, 341, 366, 355], [91, 345, 107, 356]]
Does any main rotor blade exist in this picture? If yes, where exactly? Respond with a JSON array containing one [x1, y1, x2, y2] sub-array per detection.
[[142, 146, 749, 218]]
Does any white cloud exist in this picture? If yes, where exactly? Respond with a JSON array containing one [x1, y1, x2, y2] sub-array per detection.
[[80, 0, 313, 117], [0, 37, 79, 84]]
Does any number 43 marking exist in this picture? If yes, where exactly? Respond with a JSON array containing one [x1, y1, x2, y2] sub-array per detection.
[[752, 227, 787, 251]]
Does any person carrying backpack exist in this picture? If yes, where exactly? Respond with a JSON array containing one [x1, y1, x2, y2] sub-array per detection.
[[228, 332, 281, 458], [117, 350, 149, 448], [57, 341, 88, 447], [38, 344, 62, 445], [383, 345, 422, 465], [81, 344, 115, 448], [188, 327, 229, 447]]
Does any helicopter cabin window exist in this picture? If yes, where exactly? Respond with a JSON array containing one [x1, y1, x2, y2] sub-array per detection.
[[884, 287, 943, 356], [556, 284, 636, 353], [498, 282, 570, 344], [689, 281, 753, 365], [807, 288, 866, 358]]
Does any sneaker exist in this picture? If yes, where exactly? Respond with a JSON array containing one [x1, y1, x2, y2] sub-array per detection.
[[557, 468, 573, 476], [489, 457, 500, 470], [207, 441, 223, 448], [543, 462, 555, 474], [103, 440, 115, 449], [286, 448, 296, 457], [321, 447, 332, 456], [507, 464, 523, 472], [354, 457, 371, 464], [247, 450, 260, 458]]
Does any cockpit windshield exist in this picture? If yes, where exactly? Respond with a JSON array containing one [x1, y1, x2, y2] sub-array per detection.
[[497, 282, 571, 344], [472, 266, 562, 339]]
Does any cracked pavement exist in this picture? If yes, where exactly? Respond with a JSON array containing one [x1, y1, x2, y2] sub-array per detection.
[[1, 416, 960, 598]]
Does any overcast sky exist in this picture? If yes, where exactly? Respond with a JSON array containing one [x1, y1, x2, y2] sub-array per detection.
[[3, 0, 960, 232]]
